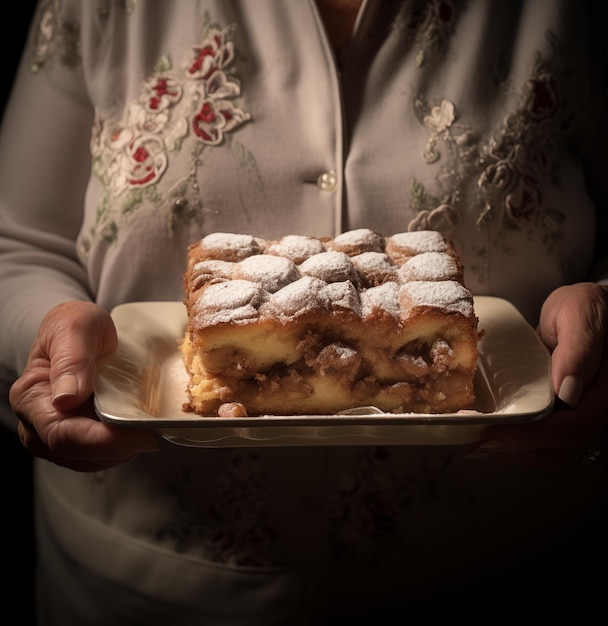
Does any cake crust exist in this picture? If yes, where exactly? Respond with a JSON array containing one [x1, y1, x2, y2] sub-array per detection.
[[181, 229, 479, 417]]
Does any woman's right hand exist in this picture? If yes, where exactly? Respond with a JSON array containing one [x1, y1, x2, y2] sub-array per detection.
[[9, 301, 159, 472]]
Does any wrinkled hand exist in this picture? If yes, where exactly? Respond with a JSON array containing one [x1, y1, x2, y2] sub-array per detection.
[[469, 282, 608, 466], [9, 301, 159, 472]]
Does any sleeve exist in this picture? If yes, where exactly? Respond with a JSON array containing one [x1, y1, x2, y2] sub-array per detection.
[[0, 0, 95, 427]]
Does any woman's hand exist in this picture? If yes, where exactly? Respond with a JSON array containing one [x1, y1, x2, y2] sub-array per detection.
[[9, 301, 159, 472], [468, 282, 608, 466]]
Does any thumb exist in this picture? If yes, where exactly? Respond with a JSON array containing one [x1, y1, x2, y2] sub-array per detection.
[[538, 283, 608, 407], [41, 301, 118, 411]]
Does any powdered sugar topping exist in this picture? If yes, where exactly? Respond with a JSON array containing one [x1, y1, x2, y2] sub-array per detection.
[[400, 280, 474, 316], [329, 228, 384, 253], [266, 276, 327, 318], [266, 235, 325, 264], [188, 230, 474, 327], [235, 254, 299, 293], [389, 230, 448, 254], [361, 282, 401, 319], [298, 251, 358, 284], [351, 251, 398, 286], [399, 252, 459, 281], [201, 232, 263, 261], [191, 260, 234, 289], [192, 280, 267, 325]]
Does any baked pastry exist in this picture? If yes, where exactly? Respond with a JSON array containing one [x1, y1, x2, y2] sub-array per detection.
[[180, 229, 479, 417]]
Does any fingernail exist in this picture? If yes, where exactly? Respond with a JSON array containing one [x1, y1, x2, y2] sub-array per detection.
[[52, 374, 79, 403], [558, 375, 583, 407]]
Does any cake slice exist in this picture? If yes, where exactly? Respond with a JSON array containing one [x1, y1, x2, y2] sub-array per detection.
[[180, 229, 479, 417]]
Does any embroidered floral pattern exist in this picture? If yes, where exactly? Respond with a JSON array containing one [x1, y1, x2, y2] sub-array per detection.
[[408, 33, 572, 278], [88, 13, 251, 245], [407, 97, 479, 236], [31, 0, 80, 72], [476, 55, 568, 250]]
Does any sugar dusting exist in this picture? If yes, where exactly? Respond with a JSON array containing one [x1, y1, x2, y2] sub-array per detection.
[[201, 232, 263, 260], [192, 260, 235, 282], [361, 282, 400, 318], [298, 251, 358, 284], [330, 228, 384, 253], [266, 276, 326, 318], [189, 230, 474, 327], [351, 252, 397, 285], [236, 254, 299, 293], [400, 280, 474, 316], [192, 280, 267, 324], [399, 252, 459, 281], [389, 230, 448, 254], [323, 281, 362, 315], [266, 235, 325, 264]]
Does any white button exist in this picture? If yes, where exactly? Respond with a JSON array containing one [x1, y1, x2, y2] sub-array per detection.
[[317, 170, 338, 192]]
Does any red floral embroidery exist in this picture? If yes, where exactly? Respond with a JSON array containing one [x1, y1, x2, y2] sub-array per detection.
[[188, 30, 234, 80], [144, 76, 182, 113], [125, 136, 167, 187], [193, 99, 250, 145], [92, 21, 250, 197]]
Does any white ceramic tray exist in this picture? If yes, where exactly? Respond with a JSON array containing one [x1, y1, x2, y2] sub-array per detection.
[[94, 297, 554, 447]]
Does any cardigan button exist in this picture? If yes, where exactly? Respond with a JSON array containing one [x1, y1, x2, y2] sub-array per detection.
[[316, 170, 337, 192]]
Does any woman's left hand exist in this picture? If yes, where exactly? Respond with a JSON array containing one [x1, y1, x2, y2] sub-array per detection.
[[467, 282, 608, 466]]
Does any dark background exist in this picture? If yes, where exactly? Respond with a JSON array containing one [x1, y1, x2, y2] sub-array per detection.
[[1, 3, 38, 625]]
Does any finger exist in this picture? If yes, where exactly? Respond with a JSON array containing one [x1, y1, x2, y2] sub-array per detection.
[[17, 421, 141, 472], [17, 411, 159, 471], [12, 379, 159, 470], [45, 412, 160, 461], [538, 283, 608, 406], [35, 302, 118, 411]]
